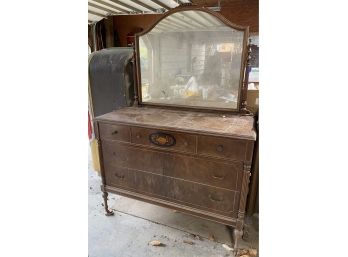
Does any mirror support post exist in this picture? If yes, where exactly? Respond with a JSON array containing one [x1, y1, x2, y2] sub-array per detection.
[[241, 39, 252, 115], [131, 53, 139, 106]]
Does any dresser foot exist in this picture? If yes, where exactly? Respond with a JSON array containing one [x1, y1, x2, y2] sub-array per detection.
[[102, 191, 114, 216], [226, 226, 243, 254], [232, 228, 243, 254]]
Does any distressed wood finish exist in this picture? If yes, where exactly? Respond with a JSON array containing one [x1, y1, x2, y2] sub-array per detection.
[[197, 135, 248, 161], [99, 123, 130, 142], [102, 140, 242, 190], [104, 165, 238, 216], [96, 107, 256, 140], [94, 106, 256, 249]]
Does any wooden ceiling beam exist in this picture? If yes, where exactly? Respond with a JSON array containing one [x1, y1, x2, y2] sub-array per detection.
[[181, 12, 206, 27], [91, 0, 129, 13], [88, 10, 106, 18], [130, 0, 158, 12], [160, 19, 187, 30], [109, 0, 142, 12], [88, 2, 119, 14], [195, 11, 217, 26], [151, 0, 172, 10]]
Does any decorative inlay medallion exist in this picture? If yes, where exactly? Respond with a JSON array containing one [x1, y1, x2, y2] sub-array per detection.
[[149, 132, 176, 147]]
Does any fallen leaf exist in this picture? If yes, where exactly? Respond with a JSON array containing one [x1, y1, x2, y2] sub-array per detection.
[[248, 249, 257, 257], [183, 240, 195, 245], [208, 234, 215, 241], [195, 235, 202, 241], [149, 240, 164, 246], [222, 244, 233, 251], [189, 233, 202, 241], [236, 248, 258, 257], [237, 249, 249, 255]]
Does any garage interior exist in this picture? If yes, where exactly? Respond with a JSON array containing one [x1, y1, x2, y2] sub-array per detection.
[[88, 1, 259, 256]]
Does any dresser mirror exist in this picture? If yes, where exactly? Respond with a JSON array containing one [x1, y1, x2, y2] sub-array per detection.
[[135, 7, 249, 112]]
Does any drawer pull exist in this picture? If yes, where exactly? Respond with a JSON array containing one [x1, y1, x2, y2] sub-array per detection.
[[114, 173, 124, 179], [209, 194, 223, 202], [136, 133, 141, 139], [111, 130, 118, 135], [212, 174, 225, 180], [216, 144, 224, 152]]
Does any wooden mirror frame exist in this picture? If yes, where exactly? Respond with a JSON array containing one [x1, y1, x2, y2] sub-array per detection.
[[134, 4, 250, 114]]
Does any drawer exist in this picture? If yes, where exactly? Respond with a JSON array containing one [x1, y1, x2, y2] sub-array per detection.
[[163, 154, 242, 190], [102, 141, 241, 190], [99, 123, 130, 142], [104, 165, 236, 214], [197, 135, 247, 161], [172, 179, 236, 214], [131, 127, 196, 153], [102, 141, 165, 175], [104, 165, 173, 199], [104, 166, 136, 190]]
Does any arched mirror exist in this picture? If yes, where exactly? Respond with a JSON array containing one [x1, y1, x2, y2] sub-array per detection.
[[135, 6, 249, 112]]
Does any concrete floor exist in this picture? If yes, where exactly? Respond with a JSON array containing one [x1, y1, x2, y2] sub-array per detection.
[[88, 154, 258, 257]]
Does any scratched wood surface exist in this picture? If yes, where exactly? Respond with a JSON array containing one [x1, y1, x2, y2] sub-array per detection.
[[95, 107, 256, 140]]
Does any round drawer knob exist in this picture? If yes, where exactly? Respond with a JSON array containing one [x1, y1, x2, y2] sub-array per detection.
[[216, 144, 224, 152], [183, 141, 188, 147], [136, 134, 141, 139]]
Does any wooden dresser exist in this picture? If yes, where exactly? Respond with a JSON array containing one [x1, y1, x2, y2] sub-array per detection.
[[90, 5, 257, 250], [94, 107, 256, 248]]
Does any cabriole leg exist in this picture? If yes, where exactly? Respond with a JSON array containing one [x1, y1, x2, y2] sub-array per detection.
[[102, 191, 114, 216]]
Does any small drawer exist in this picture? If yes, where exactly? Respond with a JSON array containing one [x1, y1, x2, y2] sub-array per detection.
[[99, 123, 130, 142], [197, 135, 247, 161], [131, 127, 196, 153]]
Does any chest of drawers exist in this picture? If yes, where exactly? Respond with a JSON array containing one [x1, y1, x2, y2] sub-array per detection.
[[94, 107, 256, 248]]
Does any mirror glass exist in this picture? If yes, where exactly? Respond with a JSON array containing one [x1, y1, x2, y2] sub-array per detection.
[[138, 10, 245, 109]]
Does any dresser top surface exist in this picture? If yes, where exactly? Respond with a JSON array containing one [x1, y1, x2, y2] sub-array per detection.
[[95, 107, 256, 140]]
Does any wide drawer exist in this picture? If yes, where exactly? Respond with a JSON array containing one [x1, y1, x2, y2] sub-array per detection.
[[102, 141, 242, 190], [197, 135, 247, 161], [163, 154, 241, 191], [99, 123, 130, 142], [172, 179, 236, 214], [131, 127, 196, 153], [104, 165, 237, 214]]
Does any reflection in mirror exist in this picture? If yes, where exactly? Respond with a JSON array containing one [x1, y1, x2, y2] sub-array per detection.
[[138, 10, 245, 110]]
